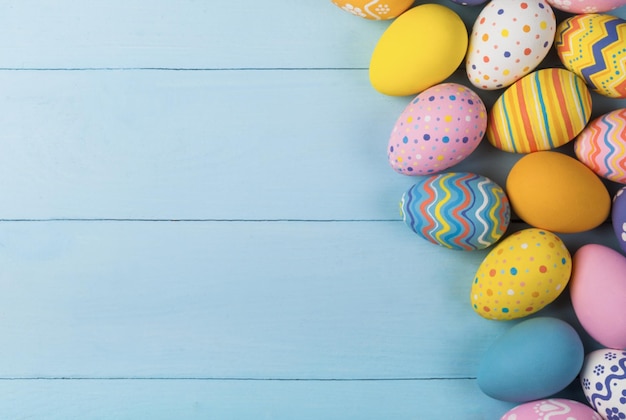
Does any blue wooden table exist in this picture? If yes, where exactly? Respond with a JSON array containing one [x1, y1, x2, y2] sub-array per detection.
[[0, 1, 624, 418]]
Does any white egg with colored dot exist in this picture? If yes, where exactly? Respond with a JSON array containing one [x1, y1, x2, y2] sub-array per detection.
[[466, 0, 556, 90]]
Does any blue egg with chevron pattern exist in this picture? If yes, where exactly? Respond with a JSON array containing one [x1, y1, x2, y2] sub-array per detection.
[[400, 172, 510, 251]]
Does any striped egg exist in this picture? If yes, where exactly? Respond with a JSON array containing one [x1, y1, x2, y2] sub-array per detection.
[[400, 172, 510, 251], [575, 108, 626, 184], [556, 14, 626, 98], [487, 68, 592, 153]]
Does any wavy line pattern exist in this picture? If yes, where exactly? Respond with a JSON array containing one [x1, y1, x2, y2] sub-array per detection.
[[582, 351, 626, 416], [400, 173, 509, 251], [556, 14, 626, 98], [487, 68, 592, 153], [575, 108, 626, 183]]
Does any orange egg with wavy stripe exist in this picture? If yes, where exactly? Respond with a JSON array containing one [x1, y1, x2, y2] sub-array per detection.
[[331, 0, 414, 20], [486, 68, 592, 153]]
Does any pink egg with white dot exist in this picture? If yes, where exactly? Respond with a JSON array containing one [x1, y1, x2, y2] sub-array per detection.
[[387, 83, 487, 176], [547, 0, 626, 13]]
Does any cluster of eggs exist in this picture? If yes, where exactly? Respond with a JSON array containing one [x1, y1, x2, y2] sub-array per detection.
[[332, 0, 626, 418]]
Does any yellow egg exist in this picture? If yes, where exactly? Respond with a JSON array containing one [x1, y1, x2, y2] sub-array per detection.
[[471, 228, 572, 321], [369, 4, 468, 96], [331, 0, 414, 20]]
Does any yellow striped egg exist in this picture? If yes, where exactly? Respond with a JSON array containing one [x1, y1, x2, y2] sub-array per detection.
[[556, 13, 626, 98], [487, 68, 592, 153]]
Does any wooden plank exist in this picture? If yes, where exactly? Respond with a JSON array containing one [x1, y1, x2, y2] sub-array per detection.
[[0, 221, 614, 379], [0, 69, 619, 220], [0, 68, 524, 220], [0, 0, 387, 69], [0, 1, 488, 70], [0, 1, 622, 70], [0, 378, 517, 419]]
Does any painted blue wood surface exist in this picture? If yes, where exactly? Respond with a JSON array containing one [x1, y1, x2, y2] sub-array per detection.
[[0, 1, 624, 419]]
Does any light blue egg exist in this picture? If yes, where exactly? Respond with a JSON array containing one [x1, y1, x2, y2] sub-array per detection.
[[477, 317, 584, 402]]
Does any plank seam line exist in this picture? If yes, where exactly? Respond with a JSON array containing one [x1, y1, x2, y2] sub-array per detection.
[[0, 218, 588, 224], [0, 377, 476, 381], [0, 67, 369, 72], [0, 218, 401, 223]]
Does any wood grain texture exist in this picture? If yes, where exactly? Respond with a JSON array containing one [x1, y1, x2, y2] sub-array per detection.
[[0, 1, 625, 418], [0, 68, 535, 221], [0, 378, 518, 419]]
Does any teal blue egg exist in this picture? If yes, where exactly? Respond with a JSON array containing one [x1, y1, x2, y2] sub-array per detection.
[[477, 317, 584, 402]]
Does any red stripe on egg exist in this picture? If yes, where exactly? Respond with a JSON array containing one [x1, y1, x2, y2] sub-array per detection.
[[552, 69, 577, 141]]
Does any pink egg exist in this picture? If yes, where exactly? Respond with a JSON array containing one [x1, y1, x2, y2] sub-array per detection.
[[500, 398, 602, 419], [387, 83, 487, 176], [547, 0, 626, 13], [570, 244, 626, 349], [574, 108, 626, 184]]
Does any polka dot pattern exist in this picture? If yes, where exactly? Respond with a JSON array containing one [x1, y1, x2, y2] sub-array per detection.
[[547, 0, 626, 13], [471, 228, 572, 321], [466, 0, 556, 90], [388, 83, 487, 175]]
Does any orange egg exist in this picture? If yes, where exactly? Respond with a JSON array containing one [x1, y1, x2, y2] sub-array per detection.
[[331, 0, 414, 20], [506, 151, 610, 233]]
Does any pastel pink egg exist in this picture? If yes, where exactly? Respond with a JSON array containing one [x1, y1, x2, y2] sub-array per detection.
[[500, 398, 602, 420], [570, 244, 626, 349], [574, 108, 626, 184], [547, 0, 626, 13], [387, 83, 487, 176]]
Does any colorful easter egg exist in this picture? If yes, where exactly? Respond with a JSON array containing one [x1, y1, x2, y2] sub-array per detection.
[[331, 0, 414, 20], [500, 398, 602, 420], [548, 0, 626, 14], [471, 228, 572, 320], [466, 0, 556, 90], [613, 187, 626, 254], [477, 317, 584, 402], [487, 68, 592, 153], [400, 172, 510, 250], [556, 14, 626, 98], [450, 0, 488, 5], [580, 349, 626, 419], [506, 151, 610, 233], [574, 108, 626, 184], [387, 83, 487, 176], [570, 244, 626, 349], [369, 4, 468, 96]]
